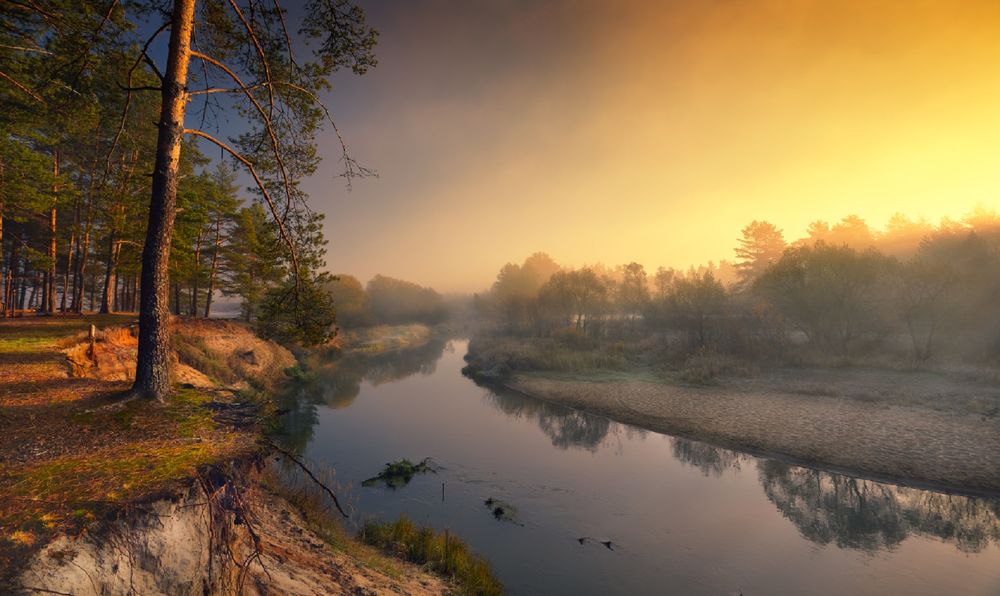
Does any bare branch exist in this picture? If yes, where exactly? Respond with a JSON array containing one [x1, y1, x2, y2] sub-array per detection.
[[270, 81, 376, 186], [273, 0, 297, 70], [103, 20, 170, 187], [191, 50, 297, 223], [116, 83, 162, 92], [265, 439, 349, 518], [0, 68, 46, 104], [183, 127, 300, 279], [225, 0, 276, 121], [141, 50, 164, 82], [0, 43, 52, 54]]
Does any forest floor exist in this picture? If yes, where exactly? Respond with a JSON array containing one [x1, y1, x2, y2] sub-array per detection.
[[0, 315, 452, 594], [507, 369, 1000, 494], [0, 314, 255, 572]]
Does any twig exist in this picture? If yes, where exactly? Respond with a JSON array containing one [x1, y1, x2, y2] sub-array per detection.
[[264, 439, 349, 518]]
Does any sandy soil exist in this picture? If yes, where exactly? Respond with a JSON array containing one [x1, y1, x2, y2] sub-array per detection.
[[508, 369, 1000, 494], [19, 478, 451, 596]]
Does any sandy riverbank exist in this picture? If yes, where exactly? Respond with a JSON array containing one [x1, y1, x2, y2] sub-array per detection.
[[507, 370, 1000, 494]]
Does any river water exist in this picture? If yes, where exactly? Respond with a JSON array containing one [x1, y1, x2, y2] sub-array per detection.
[[277, 338, 1000, 595]]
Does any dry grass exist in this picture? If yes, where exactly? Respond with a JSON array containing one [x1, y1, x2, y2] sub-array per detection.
[[360, 515, 502, 596], [0, 315, 264, 577]]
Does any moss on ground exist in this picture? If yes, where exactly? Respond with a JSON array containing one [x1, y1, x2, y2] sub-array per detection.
[[0, 316, 259, 577]]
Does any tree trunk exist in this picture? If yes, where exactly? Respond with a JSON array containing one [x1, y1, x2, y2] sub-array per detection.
[[60, 229, 76, 312], [73, 190, 95, 312], [28, 275, 38, 310], [203, 217, 222, 318], [190, 229, 204, 315], [0, 204, 4, 317], [87, 272, 95, 311], [16, 242, 27, 310], [46, 151, 58, 315], [132, 0, 195, 401], [131, 274, 138, 312], [100, 235, 120, 314]]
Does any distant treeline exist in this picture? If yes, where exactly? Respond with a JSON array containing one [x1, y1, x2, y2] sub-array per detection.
[[475, 209, 1000, 364], [327, 274, 448, 329]]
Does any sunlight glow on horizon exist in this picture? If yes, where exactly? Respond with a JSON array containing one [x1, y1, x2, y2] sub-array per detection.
[[307, 0, 1000, 292]]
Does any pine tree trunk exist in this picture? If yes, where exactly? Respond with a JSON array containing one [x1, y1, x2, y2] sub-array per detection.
[[0, 204, 4, 317], [60, 229, 75, 312], [203, 217, 222, 318], [46, 151, 58, 315], [132, 0, 196, 401], [73, 190, 94, 312], [100, 236, 119, 314], [190, 229, 203, 315], [88, 273, 96, 311]]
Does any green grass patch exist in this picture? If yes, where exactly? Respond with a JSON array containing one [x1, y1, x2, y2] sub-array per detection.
[[168, 389, 217, 438], [360, 515, 502, 596]]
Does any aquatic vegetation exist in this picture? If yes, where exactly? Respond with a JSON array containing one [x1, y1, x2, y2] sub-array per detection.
[[483, 497, 522, 524], [360, 514, 502, 595], [362, 458, 435, 489]]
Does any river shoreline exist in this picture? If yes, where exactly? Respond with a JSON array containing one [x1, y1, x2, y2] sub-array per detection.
[[502, 373, 1000, 496], [0, 316, 456, 594]]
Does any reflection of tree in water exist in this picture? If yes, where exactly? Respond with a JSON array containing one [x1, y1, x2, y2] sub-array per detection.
[[757, 459, 1000, 553], [275, 339, 449, 452], [670, 437, 747, 477], [363, 338, 447, 385], [483, 388, 639, 451]]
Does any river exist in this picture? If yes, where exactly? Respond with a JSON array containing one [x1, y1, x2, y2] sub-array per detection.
[[277, 338, 1000, 595]]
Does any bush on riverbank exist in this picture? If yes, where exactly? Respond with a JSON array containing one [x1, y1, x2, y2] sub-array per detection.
[[360, 515, 502, 596], [462, 336, 641, 382]]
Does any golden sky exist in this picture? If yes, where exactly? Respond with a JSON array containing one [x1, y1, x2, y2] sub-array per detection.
[[303, 0, 1000, 292]]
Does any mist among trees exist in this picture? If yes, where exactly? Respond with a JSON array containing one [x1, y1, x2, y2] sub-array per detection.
[[474, 209, 1000, 366]]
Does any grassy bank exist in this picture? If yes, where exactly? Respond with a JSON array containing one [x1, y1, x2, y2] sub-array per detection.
[[462, 334, 759, 386], [0, 316, 276, 577], [2, 315, 490, 593]]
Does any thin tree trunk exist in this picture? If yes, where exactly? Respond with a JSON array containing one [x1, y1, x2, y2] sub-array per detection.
[[130, 274, 137, 312], [203, 217, 222, 318], [132, 0, 196, 401], [91, 272, 98, 311], [72, 190, 94, 312], [16, 243, 27, 310], [190, 228, 204, 315], [0, 202, 4, 317], [100, 235, 120, 314], [60, 228, 76, 312], [46, 150, 59, 315], [28, 276, 38, 310]]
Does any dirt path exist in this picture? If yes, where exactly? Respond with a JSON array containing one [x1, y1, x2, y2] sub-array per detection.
[[508, 373, 1000, 494]]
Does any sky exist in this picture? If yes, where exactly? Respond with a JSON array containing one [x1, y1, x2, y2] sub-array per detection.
[[292, 0, 1000, 292]]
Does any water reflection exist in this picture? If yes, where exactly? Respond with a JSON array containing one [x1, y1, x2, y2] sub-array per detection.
[[482, 389, 613, 451], [669, 437, 1000, 553], [277, 339, 448, 451], [670, 436, 747, 477], [279, 339, 1000, 560], [758, 459, 1000, 553]]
